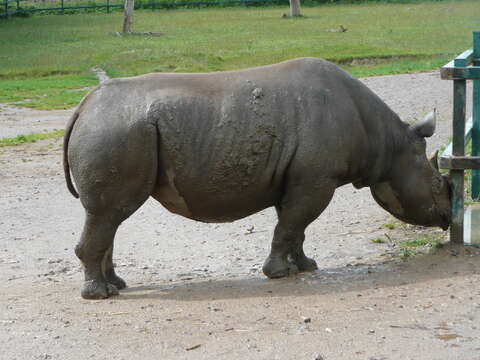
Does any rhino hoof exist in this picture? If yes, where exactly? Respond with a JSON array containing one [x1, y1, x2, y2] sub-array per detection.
[[107, 283, 120, 296], [263, 257, 299, 279], [81, 280, 119, 300], [296, 257, 318, 273], [106, 274, 127, 290]]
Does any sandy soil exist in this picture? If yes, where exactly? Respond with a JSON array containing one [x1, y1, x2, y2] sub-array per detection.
[[1, 72, 479, 360], [0, 103, 71, 139]]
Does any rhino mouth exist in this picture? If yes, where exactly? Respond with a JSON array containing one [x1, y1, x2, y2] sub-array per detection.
[[432, 174, 452, 230], [439, 216, 450, 231]]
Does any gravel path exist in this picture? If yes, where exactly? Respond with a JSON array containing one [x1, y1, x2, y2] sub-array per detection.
[[1, 71, 479, 360]]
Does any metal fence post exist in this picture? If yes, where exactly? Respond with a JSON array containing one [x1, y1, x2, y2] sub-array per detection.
[[451, 76, 467, 243], [107, 0, 110, 13], [473, 31, 480, 198], [61, 0, 64, 14]]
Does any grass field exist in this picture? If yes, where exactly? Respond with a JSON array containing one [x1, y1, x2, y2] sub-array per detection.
[[0, 0, 478, 109], [0, 130, 65, 146]]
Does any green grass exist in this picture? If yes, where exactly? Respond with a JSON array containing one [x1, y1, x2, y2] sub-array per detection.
[[459, 138, 479, 204], [0, 74, 97, 109], [371, 237, 387, 244], [0, 0, 478, 109], [401, 238, 431, 248], [399, 233, 444, 259], [383, 222, 396, 230], [0, 130, 65, 147], [400, 247, 418, 259]]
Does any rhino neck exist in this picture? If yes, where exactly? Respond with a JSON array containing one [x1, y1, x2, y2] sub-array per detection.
[[353, 111, 409, 189]]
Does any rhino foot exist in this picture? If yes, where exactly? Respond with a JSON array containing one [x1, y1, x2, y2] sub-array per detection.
[[263, 256, 299, 279], [105, 272, 127, 290], [294, 256, 318, 273], [81, 280, 119, 300]]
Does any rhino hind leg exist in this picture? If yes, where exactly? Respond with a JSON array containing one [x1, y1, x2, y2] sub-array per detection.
[[102, 245, 127, 290], [76, 190, 154, 299], [263, 181, 335, 279], [75, 214, 122, 299], [71, 121, 158, 299]]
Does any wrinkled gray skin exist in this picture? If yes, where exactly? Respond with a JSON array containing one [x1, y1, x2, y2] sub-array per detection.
[[63, 58, 451, 299]]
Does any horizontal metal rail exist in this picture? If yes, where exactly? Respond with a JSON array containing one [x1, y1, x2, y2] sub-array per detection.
[[441, 63, 480, 80]]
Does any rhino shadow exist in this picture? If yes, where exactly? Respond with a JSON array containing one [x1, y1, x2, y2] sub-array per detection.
[[115, 245, 480, 301]]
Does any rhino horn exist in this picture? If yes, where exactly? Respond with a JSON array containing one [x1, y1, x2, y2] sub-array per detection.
[[429, 149, 439, 171], [411, 110, 436, 138]]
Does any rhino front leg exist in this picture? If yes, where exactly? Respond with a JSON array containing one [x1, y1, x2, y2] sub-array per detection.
[[262, 225, 302, 278], [263, 181, 335, 278], [289, 233, 318, 272], [274, 206, 318, 272]]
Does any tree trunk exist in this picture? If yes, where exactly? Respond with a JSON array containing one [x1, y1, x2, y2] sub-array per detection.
[[122, 0, 135, 34], [289, 0, 301, 17]]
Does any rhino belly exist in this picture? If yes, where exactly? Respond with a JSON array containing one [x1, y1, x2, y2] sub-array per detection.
[[151, 140, 283, 223], [151, 166, 195, 219], [151, 166, 279, 223]]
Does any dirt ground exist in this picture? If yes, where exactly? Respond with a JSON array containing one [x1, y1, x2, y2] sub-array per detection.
[[1, 72, 480, 360]]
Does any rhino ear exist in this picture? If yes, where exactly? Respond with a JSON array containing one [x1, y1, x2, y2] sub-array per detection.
[[429, 150, 439, 171], [411, 110, 436, 138]]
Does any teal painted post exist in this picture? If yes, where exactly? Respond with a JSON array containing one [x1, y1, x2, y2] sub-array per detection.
[[451, 77, 467, 243], [5, 0, 9, 18], [16, 0, 19, 12], [107, 0, 110, 13], [473, 31, 480, 199], [61, 0, 64, 14]]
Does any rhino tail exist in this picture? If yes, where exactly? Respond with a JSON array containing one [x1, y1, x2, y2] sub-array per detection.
[[63, 108, 80, 199]]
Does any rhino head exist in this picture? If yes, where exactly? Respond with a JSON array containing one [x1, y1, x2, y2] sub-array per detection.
[[370, 111, 451, 230]]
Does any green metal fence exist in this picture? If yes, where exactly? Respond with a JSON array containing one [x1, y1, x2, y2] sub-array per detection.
[[0, 0, 288, 17], [439, 31, 480, 244], [1, 0, 467, 18]]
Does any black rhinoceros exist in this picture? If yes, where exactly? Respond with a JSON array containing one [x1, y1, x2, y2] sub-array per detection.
[[63, 58, 451, 299]]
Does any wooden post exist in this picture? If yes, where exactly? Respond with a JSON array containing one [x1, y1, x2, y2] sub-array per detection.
[[450, 77, 467, 243], [122, 0, 134, 34], [472, 31, 480, 198]]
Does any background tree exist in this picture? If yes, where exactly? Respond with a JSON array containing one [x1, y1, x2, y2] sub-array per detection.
[[289, 0, 301, 17], [123, 0, 135, 34]]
